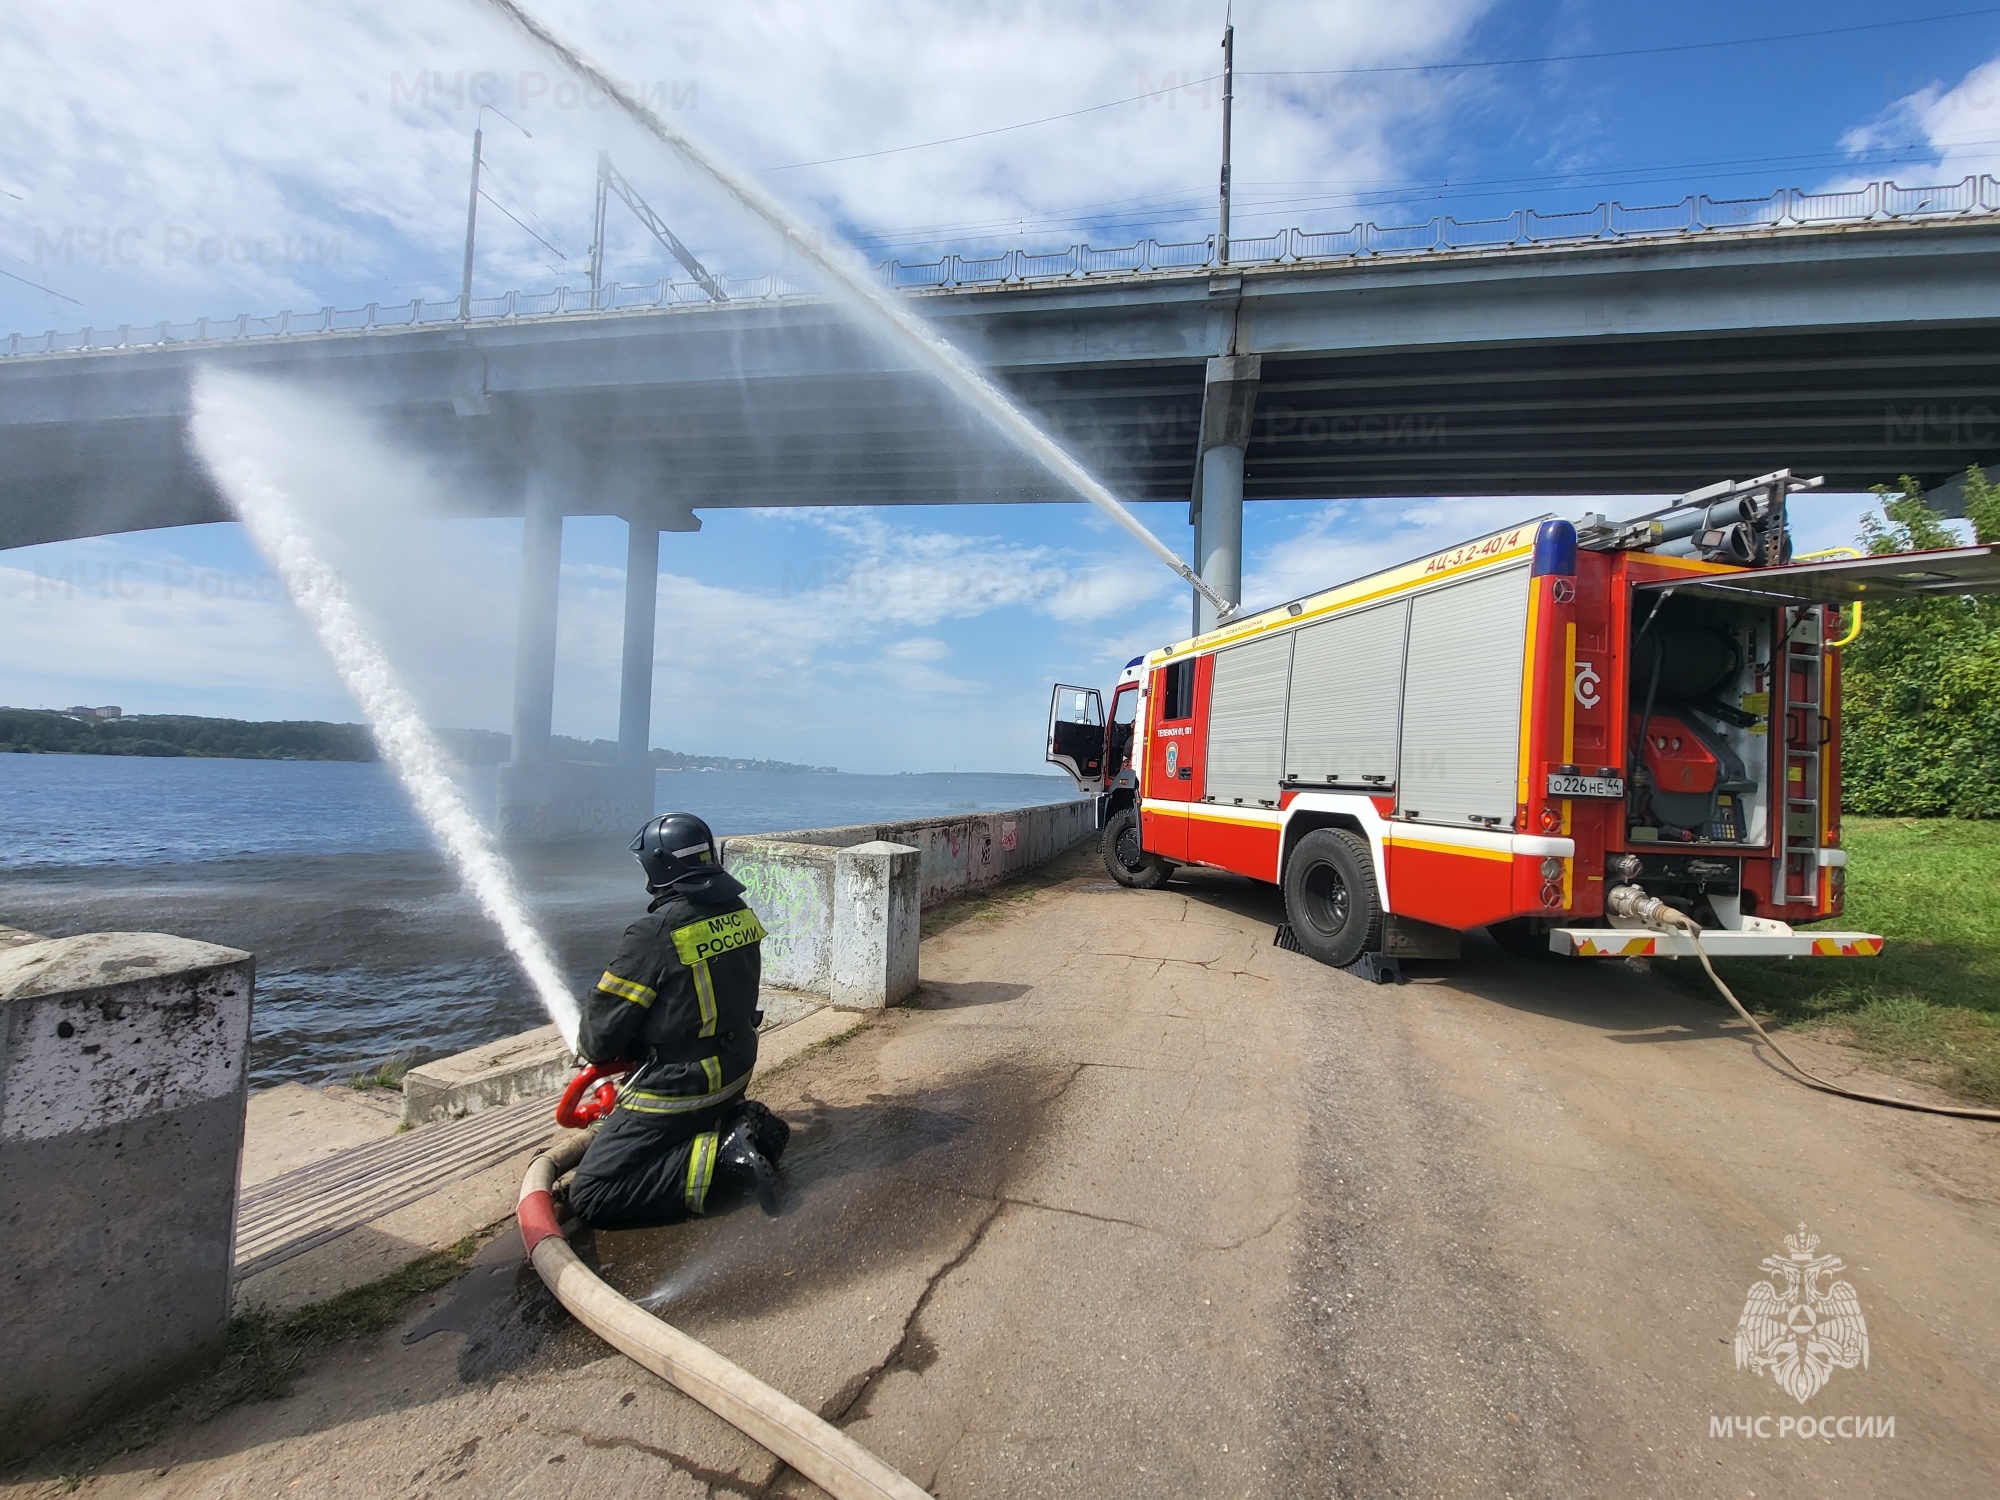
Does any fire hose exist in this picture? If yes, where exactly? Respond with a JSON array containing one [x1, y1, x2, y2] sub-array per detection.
[[521, 1077, 932, 1500], [1609, 886, 2000, 1122]]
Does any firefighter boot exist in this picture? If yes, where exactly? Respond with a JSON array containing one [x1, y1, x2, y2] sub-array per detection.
[[715, 1115, 782, 1215], [736, 1098, 791, 1164]]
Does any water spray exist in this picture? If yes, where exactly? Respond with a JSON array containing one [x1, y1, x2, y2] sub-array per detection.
[[188, 370, 582, 1050], [477, 0, 1236, 624]]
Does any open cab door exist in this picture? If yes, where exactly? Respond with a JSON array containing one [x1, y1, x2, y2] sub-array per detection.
[[1046, 683, 1106, 794]]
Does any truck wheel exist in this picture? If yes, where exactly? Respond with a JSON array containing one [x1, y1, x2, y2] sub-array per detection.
[[1283, 829, 1382, 968], [1103, 806, 1170, 889]]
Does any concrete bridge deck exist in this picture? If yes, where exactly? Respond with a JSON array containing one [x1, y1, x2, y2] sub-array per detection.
[[14, 847, 1997, 1497]]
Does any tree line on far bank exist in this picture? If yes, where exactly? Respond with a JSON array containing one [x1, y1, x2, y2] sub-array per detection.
[[0, 711, 834, 774], [0, 711, 373, 761]]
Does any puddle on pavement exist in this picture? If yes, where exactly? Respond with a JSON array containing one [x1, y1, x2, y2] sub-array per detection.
[[402, 1225, 572, 1380], [587, 1056, 1068, 1326], [395, 1056, 1070, 1378]]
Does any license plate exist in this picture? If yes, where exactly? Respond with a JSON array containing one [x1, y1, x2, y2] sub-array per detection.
[[1547, 772, 1625, 799]]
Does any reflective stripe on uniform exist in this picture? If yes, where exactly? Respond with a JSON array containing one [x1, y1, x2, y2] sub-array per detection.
[[596, 970, 656, 1007], [619, 1068, 752, 1116], [683, 1129, 719, 1214], [692, 961, 717, 1036], [701, 1055, 723, 1092]]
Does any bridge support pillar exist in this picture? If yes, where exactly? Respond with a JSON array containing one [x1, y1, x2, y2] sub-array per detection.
[[509, 472, 563, 767], [617, 519, 659, 769], [1192, 354, 1261, 635], [498, 478, 654, 843], [1196, 445, 1243, 636]]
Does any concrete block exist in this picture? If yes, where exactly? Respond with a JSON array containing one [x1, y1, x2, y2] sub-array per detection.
[[724, 838, 839, 993], [496, 760, 653, 845], [0, 932, 253, 1459], [831, 841, 921, 1009], [400, 1023, 574, 1127]]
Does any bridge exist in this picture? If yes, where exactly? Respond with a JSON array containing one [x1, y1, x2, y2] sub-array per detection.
[[9, 177, 2000, 834]]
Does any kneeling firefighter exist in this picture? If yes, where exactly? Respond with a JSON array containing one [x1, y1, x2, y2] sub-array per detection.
[[567, 812, 791, 1229]]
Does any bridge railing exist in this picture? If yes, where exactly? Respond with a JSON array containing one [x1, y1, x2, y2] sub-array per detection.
[[10, 176, 2000, 359]]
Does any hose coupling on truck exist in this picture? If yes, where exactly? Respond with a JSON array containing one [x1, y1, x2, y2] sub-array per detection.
[[1605, 883, 1690, 931]]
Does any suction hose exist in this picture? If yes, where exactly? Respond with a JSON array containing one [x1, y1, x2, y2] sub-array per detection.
[[1613, 891, 2000, 1122], [519, 1139, 932, 1500]]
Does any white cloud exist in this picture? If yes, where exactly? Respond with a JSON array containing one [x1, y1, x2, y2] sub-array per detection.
[[1242, 496, 1574, 612], [778, 509, 1171, 628], [1832, 50, 2000, 186], [883, 636, 947, 663], [0, 532, 344, 716], [1, 0, 1495, 330]]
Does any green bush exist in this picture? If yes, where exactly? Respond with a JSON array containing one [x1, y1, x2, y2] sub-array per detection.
[[1839, 468, 2000, 818]]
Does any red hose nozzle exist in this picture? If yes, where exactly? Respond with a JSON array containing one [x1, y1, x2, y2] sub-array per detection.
[[556, 1059, 633, 1129]]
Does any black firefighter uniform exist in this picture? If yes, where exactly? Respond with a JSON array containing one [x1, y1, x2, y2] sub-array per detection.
[[566, 873, 768, 1229]]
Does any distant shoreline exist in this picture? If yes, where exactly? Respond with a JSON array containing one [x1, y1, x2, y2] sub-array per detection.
[[0, 708, 1066, 779], [0, 709, 835, 774], [0, 748, 1072, 779]]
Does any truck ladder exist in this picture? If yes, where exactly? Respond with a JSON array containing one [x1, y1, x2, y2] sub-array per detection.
[[1777, 609, 1825, 906]]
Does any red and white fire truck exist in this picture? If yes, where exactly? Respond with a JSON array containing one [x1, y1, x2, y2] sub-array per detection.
[[1046, 472, 2000, 970]]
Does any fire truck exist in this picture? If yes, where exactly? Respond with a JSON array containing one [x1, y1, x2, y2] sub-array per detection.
[[1046, 472, 2000, 969]]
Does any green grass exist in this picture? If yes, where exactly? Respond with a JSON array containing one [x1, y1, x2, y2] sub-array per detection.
[[348, 1054, 415, 1091], [1675, 818, 2000, 1105]]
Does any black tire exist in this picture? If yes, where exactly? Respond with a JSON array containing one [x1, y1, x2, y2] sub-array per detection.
[[1486, 917, 1564, 962], [1283, 828, 1382, 968], [1102, 805, 1171, 889]]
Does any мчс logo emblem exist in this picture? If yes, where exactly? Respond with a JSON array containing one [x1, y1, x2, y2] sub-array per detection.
[[1573, 661, 1601, 710], [1734, 1223, 1870, 1403]]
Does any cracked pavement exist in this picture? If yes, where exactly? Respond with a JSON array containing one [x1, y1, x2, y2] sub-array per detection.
[[16, 845, 1999, 1498]]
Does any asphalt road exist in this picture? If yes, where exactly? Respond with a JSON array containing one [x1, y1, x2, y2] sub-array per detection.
[[18, 846, 1996, 1498]]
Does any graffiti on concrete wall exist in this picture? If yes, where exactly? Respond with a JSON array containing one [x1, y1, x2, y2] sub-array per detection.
[[728, 854, 834, 992]]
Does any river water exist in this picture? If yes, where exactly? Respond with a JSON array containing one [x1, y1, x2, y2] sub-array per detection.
[[0, 754, 1080, 1084]]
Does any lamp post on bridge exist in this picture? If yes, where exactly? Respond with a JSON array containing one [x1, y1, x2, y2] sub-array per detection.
[[1218, 12, 1234, 267], [460, 105, 532, 321]]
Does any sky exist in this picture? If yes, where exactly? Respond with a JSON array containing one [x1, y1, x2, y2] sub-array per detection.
[[4, 0, 2000, 772]]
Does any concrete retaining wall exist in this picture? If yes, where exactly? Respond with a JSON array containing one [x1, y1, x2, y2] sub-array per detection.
[[720, 798, 1091, 1010], [401, 1024, 572, 1127], [0, 932, 253, 1459], [752, 798, 1094, 908]]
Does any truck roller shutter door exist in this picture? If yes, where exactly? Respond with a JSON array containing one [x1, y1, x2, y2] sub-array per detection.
[[1284, 599, 1408, 785], [1205, 632, 1293, 806], [1397, 564, 1531, 828]]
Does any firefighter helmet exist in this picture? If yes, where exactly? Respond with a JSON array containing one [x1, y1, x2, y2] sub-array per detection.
[[630, 812, 718, 890]]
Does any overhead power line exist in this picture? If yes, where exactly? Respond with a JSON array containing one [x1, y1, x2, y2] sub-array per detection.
[[765, 75, 1223, 171], [477, 186, 568, 260], [764, 6, 2000, 173], [0, 264, 80, 303], [1250, 6, 2000, 78]]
